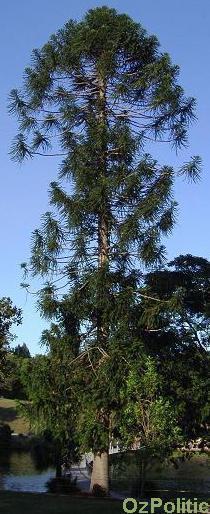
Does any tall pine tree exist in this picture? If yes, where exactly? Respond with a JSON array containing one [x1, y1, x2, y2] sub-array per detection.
[[10, 7, 201, 492]]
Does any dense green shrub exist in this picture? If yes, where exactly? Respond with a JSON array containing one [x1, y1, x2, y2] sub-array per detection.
[[46, 475, 79, 494]]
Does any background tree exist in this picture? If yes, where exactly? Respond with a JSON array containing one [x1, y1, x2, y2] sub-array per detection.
[[13, 343, 31, 359], [0, 297, 22, 394], [141, 254, 210, 438], [20, 309, 80, 477], [144, 254, 210, 344], [2, 344, 31, 399], [10, 7, 200, 493]]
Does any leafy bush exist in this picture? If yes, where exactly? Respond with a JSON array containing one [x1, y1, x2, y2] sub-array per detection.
[[46, 475, 80, 494], [91, 484, 107, 497]]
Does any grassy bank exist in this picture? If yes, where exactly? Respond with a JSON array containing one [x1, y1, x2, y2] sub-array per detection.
[[0, 398, 29, 434], [0, 492, 122, 514]]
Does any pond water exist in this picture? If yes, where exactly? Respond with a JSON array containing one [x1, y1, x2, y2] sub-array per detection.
[[0, 451, 55, 493], [0, 450, 90, 493], [0, 450, 209, 495]]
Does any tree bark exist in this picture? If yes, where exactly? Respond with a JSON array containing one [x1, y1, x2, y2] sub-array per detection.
[[97, 76, 109, 343], [90, 451, 109, 494], [90, 76, 110, 494]]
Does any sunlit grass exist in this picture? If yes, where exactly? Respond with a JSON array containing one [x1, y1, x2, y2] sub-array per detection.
[[0, 398, 29, 434]]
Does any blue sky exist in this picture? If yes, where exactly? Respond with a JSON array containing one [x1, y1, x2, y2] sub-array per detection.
[[1, 0, 209, 354]]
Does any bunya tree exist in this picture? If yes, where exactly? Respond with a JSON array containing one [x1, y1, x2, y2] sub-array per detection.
[[10, 7, 201, 492]]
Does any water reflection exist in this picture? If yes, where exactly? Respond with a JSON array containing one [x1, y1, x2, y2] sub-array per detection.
[[0, 450, 55, 492]]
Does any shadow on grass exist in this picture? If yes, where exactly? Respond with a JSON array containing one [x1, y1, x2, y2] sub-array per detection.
[[0, 406, 17, 424]]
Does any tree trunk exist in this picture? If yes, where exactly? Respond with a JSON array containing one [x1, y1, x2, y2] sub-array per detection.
[[90, 451, 109, 494], [55, 444, 62, 478], [90, 76, 110, 495], [55, 459, 62, 478], [97, 76, 109, 346]]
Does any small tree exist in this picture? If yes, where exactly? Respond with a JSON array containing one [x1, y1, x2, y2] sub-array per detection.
[[118, 356, 182, 496], [10, 7, 200, 492]]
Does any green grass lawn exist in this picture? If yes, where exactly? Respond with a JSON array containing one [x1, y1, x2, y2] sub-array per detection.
[[0, 492, 209, 514], [0, 398, 29, 434], [0, 492, 122, 514]]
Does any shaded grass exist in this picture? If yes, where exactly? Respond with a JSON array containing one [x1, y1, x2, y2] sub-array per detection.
[[0, 492, 122, 514], [0, 492, 209, 514], [0, 398, 29, 434]]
